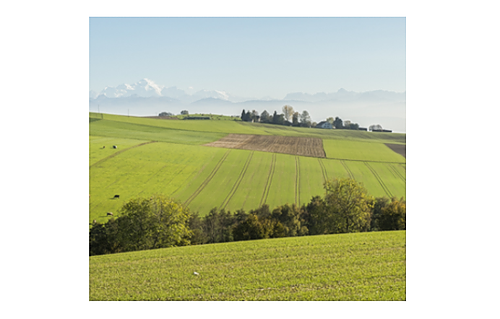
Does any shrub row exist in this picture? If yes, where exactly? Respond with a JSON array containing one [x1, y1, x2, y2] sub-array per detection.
[[90, 178, 405, 256]]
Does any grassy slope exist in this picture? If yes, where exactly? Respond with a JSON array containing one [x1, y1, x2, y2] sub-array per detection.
[[89, 230, 406, 301], [89, 113, 405, 219], [90, 112, 405, 143], [323, 139, 405, 162], [90, 119, 226, 145], [89, 141, 226, 222], [89, 136, 150, 166]]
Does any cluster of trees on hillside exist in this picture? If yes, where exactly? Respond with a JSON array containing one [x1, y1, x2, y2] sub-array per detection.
[[90, 178, 405, 256], [241, 105, 312, 127], [240, 105, 363, 130]]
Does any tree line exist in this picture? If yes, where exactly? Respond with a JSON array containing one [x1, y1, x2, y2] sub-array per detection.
[[89, 178, 405, 256], [240, 105, 363, 130]]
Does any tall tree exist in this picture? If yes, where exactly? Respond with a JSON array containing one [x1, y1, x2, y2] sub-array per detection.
[[116, 195, 192, 252], [260, 110, 270, 123], [333, 117, 343, 129], [272, 111, 279, 124], [379, 197, 406, 230], [232, 214, 265, 241], [303, 196, 328, 235], [271, 204, 307, 237], [300, 110, 311, 127], [241, 109, 246, 120], [282, 105, 294, 122], [242, 110, 252, 122], [323, 178, 374, 233], [292, 112, 300, 126]]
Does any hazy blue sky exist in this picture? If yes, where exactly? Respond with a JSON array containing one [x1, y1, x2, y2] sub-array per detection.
[[90, 17, 405, 98]]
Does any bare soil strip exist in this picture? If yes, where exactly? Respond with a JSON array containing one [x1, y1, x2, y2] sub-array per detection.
[[364, 162, 393, 198], [90, 141, 157, 168], [385, 143, 406, 158], [204, 134, 326, 158], [221, 152, 254, 209], [184, 150, 231, 206]]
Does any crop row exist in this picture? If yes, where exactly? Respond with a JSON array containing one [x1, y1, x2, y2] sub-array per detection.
[[171, 148, 406, 213], [90, 137, 405, 221]]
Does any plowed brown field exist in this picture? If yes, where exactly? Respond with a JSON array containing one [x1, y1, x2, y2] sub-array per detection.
[[204, 134, 326, 158], [385, 143, 406, 158]]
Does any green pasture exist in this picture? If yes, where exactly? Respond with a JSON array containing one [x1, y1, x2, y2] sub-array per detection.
[[176, 113, 241, 121], [90, 119, 226, 145], [323, 139, 406, 162], [265, 154, 297, 208], [89, 230, 406, 301], [298, 156, 328, 205], [240, 122, 406, 143], [341, 161, 406, 199], [90, 112, 405, 143], [90, 112, 266, 135], [89, 113, 405, 219], [183, 150, 252, 213], [224, 151, 274, 210], [89, 138, 226, 222], [90, 144, 406, 220], [89, 136, 150, 166]]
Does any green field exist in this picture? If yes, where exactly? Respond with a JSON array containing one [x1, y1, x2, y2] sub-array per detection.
[[323, 139, 405, 162], [89, 113, 406, 222], [90, 112, 406, 143], [89, 230, 406, 301]]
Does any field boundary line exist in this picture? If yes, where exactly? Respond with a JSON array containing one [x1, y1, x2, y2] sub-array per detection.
[[364, 162, 393, 198], [318, 158, 328, 182], [220, 152, 254, 210], [295, 156, 300, 206], [341, 160, 354, 179], [260, 154, 276, 207], [184, 150, 231, 207], [90, 141, 157, 168], [390, 164, 406, 183], [319, 139, 327, 158], [324, 156, 405, 164]]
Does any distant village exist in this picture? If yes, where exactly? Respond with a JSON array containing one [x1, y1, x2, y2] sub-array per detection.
[[158, 106, 392, 133]]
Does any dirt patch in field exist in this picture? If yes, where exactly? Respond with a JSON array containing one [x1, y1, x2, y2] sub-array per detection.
[[205, 134, 326, 158], [385, 143, 406, 158]]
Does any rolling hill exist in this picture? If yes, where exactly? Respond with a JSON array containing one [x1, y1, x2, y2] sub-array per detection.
[[89, 112, 405, 223]]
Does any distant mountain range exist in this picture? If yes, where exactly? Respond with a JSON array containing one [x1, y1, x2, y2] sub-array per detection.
[[89, 78, 406, 133]]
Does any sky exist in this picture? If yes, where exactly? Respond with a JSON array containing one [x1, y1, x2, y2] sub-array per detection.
[[90, 17, 405, 99]]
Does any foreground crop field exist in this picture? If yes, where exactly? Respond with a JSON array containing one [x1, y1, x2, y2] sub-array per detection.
[[89, 113, 406, 220], [89, 231, 406, 301]]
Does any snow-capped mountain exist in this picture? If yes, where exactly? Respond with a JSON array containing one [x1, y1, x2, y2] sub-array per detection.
[[93, 78, 233, 102], [89, 79, 406, 132], [99, 78, 164, 98]]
